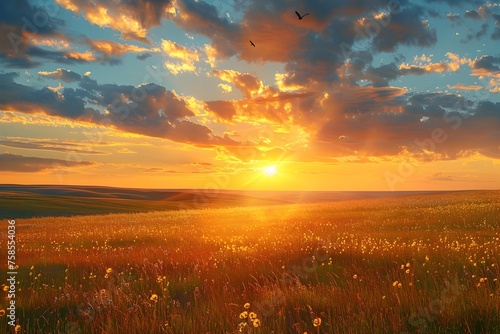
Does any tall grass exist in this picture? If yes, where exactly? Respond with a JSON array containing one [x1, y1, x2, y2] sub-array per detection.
[[1, 191, 499, 333]]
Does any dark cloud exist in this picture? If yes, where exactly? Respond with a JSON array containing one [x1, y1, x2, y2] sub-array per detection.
[[492, 16, 500, 40], [423, 0, 483, 6], [472, 55, 500, 72], [205, 100, 237, 120], [371, 7, 437, 52], [493, 27, 500, 40], [446, 13, 462, 23], [0, 139, 107, 154], [464, 9, 481, 20], [0, 72, 92, 119], [0, 0, 64, 53], [0, 153, 94, 172], [313, 92, 500, 160], [0, 72, 239, 148], [462, 23, 489, 42], [137, 53, 152, 60]]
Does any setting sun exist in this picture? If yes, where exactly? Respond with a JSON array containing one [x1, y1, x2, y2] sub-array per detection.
[[263, 165, 277, 176]]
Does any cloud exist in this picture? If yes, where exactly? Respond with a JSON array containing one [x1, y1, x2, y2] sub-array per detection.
[[0, 138, 107, 154], [0, 72, 239, 149], [38, 68, 82, 82], [462, 23, 488, 42], [446, 13, 462, 22], [449, 84, 482, 91], [346, 53, 468, 87], [423, 0, 483, 7], [0, 153, 94, 172], [371, 7, 437, 52], [87, 39, 156, 56], [205, 100, 237, 121], [161, 39, 200, 74], [427, 172, 455, 181], [32, 38, 71, 50], [399, 53, 466, 74], [218, 83, 232, 93], [313, 95, 500, 160], [54, 0, 174, 43], [464, 9, 481, 20], [137, 53, 152, 61], [211, 69, 262, 98], [0, 0, 64, 54], [471, 55, 500, 78]]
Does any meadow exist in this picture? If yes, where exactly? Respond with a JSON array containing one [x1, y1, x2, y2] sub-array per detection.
[[1, 191, 499, 333]]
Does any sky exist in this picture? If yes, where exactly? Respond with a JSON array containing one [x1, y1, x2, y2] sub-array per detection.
[[0, 0, 499, 191]]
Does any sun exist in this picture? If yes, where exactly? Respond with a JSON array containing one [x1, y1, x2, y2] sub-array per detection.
[[263, 165, 277, 176]]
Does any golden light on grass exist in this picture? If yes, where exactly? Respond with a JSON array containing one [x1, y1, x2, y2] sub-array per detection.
[[7, 191, 500, 333], [262, 165, 277, 176]]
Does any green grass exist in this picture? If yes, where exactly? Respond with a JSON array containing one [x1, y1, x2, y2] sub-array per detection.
[[1, 191, 499, 333]]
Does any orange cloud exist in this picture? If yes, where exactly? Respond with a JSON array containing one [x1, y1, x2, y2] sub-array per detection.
[[449, 84, 482, 91], [399, 53, 468, 74], [63, 51, 96, 62], [32, 38, 70, 50], [88, 39, 155, 56], [161, 40, 199, 62], [54, 0, 157, 43], [161, 39, 199, 74], [211, 70, 262, 98]]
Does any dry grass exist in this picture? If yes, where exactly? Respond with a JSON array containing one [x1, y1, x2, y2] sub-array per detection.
[[1, 191, 499, 333]]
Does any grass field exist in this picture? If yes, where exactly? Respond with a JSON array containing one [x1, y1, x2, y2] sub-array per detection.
[[1, 191, 499, 333]]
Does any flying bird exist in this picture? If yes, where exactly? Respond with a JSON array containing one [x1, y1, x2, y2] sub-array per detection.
[[250, 40, 255, 47], [295, 11, 310, 20]]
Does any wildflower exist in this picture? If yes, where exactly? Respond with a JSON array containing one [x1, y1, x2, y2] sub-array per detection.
[[253, 318, 261, 327], [244, 302, 250, 309], [2, 286, 8, 292], [313, 317, 321, 327], [405, 269, 410, 274], [398, 283, 402, 288], [249, 312, 257, 320], [0, 309, 5, 316], [239, 311, 248, 319], [15, 325, 21, 332], [106, 268, 113, 274], [150, 294, 158, 302], [353, 274, 358, 279], [406, 262, 411, 268], [425, 255, 429, 262], [392, 280, 399, 287]]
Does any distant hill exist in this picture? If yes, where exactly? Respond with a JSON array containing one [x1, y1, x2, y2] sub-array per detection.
[[0, 184, 465, 219]]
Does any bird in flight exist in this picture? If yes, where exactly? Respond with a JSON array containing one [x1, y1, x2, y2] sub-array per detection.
[[295, 11, 310, 20], [250, 40, 255, 47]]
